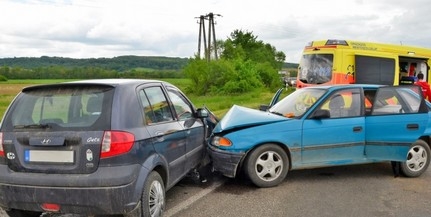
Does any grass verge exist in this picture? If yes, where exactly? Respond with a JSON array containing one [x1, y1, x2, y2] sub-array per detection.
[[0, 79, 293, 120]]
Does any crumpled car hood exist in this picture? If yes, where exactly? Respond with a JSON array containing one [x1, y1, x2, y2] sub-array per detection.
[[213, 105, 288, 133]]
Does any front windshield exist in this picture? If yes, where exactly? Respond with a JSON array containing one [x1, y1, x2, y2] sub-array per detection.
[[269, 88, 326, 118], [298, 54, 333, 84]]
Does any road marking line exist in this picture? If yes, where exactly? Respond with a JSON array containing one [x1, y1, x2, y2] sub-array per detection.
[[164, 178, 226, 217]]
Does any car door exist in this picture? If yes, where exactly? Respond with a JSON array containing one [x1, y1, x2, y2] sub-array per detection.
[[365, 85, 429, 161], [166, 86, 205, 171], [138, 86, 187, 183], [301, 88, 366, 164]]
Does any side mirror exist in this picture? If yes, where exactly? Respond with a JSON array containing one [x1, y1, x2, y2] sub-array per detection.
[[259, 104, 270, 111], [196, 108, 209, 118], [311, 109, 330, 119]]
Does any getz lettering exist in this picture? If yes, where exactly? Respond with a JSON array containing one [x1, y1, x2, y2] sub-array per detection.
[[87, 137, 100, 143]]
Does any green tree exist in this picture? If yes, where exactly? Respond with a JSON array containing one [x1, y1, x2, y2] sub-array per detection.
[[184, 57, 233, 95], [219, 59, 263, 94], [220, 30, 285, 89], [185, 30, 286, 95]]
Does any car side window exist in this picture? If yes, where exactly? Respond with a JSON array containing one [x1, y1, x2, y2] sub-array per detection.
[[371, 86, 422, 115], [319, 88, 361, 118], [364, 90, 376, 115], [139, 87, 174, 124], [167, 88, 193, 121]]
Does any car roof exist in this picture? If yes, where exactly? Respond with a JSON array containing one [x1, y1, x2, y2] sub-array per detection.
[[21, 79, 167, 91], [65, 79, 164, 85], [304, 84, 385, 91]]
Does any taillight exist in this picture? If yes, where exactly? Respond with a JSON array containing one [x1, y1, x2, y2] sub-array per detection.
[[0, 132, 4, 157], [100, 131, 135, 158]]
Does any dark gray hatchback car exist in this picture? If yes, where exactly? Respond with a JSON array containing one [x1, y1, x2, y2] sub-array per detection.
[[0, 79, 215, 217]]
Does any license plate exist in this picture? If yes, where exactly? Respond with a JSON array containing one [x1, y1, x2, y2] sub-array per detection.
[[24, 150, 74, 163]]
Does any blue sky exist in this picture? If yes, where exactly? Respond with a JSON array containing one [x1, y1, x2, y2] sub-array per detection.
[[1, 0, 430, 63]]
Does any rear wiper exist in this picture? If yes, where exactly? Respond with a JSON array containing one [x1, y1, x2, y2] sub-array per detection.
[[14, 124, 51, 129]]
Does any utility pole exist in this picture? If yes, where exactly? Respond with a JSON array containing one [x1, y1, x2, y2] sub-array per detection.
[[196, 12, 221, 61], [196, 15, 207, 59]]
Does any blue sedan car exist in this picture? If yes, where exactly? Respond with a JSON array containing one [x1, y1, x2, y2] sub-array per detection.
[[208, 84, 431, 187]]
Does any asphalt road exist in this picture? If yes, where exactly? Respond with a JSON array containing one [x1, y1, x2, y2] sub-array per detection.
[[1, 162, 431, 217], [171, 163, 431, 217]]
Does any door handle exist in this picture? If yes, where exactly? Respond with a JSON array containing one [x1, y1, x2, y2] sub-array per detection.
[[407, 124, 419, 130], [353, 126, 363, 132], [155, 131, 165, 142]]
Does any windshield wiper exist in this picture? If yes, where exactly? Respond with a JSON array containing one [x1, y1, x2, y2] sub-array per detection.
[[14, 124, 51, 129], [270, 111, 296, 118], [270, 111, 284, 117]]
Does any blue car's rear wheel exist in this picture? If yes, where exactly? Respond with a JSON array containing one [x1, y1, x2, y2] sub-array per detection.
[[400, 140, 430, 177], [245, 144, 289, 188]]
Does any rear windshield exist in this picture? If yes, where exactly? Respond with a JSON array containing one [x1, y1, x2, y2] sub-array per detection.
[[2, 85, 114, 131]]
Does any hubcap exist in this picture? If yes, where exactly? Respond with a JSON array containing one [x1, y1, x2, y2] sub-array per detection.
[[255, 151, 283, 182], [148, 180, 165, 217], [406, 145, 428, 172]]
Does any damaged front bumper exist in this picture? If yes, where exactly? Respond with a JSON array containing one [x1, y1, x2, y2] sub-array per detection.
[[207, 145, 245, 178]]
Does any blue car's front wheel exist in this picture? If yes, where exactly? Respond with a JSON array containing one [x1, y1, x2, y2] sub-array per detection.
[[244, 144, 289, 188]]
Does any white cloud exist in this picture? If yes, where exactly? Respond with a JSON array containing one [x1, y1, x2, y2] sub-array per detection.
[[1, 0, 431, 62]]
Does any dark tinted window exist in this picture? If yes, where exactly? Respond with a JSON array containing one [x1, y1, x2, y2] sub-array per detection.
[[355, 55, 395, 85], [3, 85, 114, 130], [139, 86, 174, 124], [167, 88, 193, 121]]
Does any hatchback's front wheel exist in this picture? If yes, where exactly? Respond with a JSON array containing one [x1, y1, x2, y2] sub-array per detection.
[[245, 144, 289, 188], [400, 140, 431, 177]]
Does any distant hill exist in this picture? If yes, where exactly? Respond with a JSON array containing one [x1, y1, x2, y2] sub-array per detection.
[[0, 56, 190, 71], [283, 62, 299, 69], [0, 55, 298, 71]]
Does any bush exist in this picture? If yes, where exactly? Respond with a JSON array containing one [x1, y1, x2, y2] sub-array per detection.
[[0, 74, 8, 81]]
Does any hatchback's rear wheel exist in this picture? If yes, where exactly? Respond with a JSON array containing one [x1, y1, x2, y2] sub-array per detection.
[[5, 209, 42, 217], [400, 140, 431, 177], [245, 144, 289, 188], [142, 171, 165, 217]]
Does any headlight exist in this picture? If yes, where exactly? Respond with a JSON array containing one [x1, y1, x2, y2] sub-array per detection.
[[211, 136, 232, 147]]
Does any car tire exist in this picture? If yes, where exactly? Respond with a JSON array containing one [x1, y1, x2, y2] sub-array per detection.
[[245, 144, 289, 188], [142, 171, 165, 217], [400, 140, 431, 177], [5, 209, 42, 217]]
